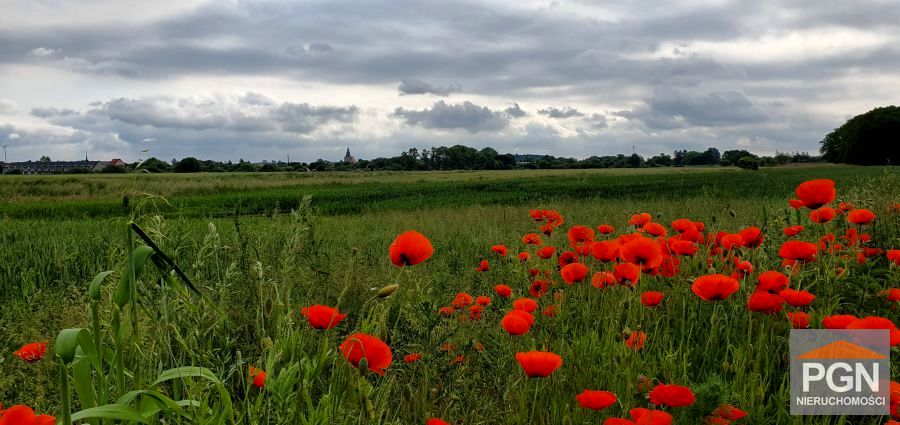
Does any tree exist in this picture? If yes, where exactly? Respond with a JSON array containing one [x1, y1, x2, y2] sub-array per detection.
[[40, 155, 51, 162], [737, 156, 759, 170], [174, 157, 202, 173], [821, 105, 900, 165]]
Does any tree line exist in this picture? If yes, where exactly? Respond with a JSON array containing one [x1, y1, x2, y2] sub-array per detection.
[[136, 147, 818, 173]]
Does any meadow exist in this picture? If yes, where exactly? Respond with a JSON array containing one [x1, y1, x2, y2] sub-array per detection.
[[0, 165, 898, 424]]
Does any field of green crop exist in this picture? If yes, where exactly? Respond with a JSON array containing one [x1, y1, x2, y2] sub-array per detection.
[[0, 165, 898, 424]]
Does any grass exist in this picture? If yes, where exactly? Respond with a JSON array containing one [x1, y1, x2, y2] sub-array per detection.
[[0, 165, 898, 424]]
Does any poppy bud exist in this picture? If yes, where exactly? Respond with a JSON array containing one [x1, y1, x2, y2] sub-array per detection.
[[377, 284, 400, 298], [357, 357, 369, 376]]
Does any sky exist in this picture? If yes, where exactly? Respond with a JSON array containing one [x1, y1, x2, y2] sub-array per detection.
[[1, 0, 898, 163]]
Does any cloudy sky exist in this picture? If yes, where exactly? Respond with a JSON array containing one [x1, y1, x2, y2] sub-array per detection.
[[1, 0, 898, 163]]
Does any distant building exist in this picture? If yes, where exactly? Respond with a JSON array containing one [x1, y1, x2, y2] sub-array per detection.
[[1, 158, 127, 174], [342, 147, 357, 164]]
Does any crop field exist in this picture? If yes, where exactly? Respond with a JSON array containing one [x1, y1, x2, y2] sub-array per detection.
[[0, 165, 898, 424]]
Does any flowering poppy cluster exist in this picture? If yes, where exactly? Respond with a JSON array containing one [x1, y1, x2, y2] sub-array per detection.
[[415, 177, 899, 422]]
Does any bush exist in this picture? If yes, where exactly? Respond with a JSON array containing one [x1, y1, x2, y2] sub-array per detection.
[[737, 156, 759, 170], [100, 165, 128, 174]]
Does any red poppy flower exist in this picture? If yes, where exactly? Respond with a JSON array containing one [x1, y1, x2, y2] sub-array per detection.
[[340, 333, 393, 375], [491, 244, 509, 256], [809, 207, 836, 223], [649, 384, 695, 407], [515, 351, 563, 378], [568, 225, 595, 244], [541, 304, 558, 317], [529, 279, 550, 298], [846, 316, 900, 346], [0, 405, 55, 425], [822, 314, 858, 329], [522, 233, 543, 245], [558, 251, 580, 266], [795, 179, 836, 209], [452, 292, 473, 308], [494, 284, 512, 298], [670, 219, 695, 233], [691, 274, 740, 301], [474, 296, 491, 306], [789, 199, 805, 209], [614, 263, 641, 286], [779, 288, 815, 307], [475, 259, 490, 272], [12, 342, 46, 364], [591, 240, 621, 262], [518, 252, 531, 261], [738, 226, 764, 248], [888, 250, 900, 266], [787, 311, 810, 329], [719, 233, 743, 250], [300, 305, 347, 330], [512, 298, 539, 312], [427, 418, 450, 425], [710, 404, 748, 421], [620, 238, 663, 270], [561, 262, 589, 284], [847, 209, 876, 225], [671, 240, 698, 256], [506, 309, 535, 326], [778, 241, 818, 264], [389, 231, 434, 267], [629, 213, 652, 228], [838, 202, 854, 212], [629, 407, 673, 425], [404, 353, 422, 364], [783, 225, 804, 237], [575, 390, 617, 410], [592, 271, 616, 288], [747, 291, 783, 314], [640, 291, 664, 307], [756, 271, 789, 293], [248, 366, 266, 388], [625, 331, 647, 351], [882, 288, 900, 303], [643, 222, 667, 237], [537, 246, 556, 259], [597, 224, 615, 234], [468, 304, 484, 320]]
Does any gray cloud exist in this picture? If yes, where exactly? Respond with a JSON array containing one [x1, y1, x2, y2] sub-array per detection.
[[398, 79, 461, 96], [538, 106, 586, 119], [393, 100, 508, 133], [31, 107, 78, 118], [618, 89, 769, 130], [504, 103, 526, 118]]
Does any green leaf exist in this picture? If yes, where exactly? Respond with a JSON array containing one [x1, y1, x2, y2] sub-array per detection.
[[88, 270, 115, 301], [115, 245, 155, 307], [71, 404, 149, 423]]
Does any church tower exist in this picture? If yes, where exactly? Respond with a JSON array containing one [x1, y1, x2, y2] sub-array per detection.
[[343, 147, 357, 164]]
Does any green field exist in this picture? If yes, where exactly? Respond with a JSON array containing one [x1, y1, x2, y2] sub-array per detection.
[[1, 165, 898, 424]]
